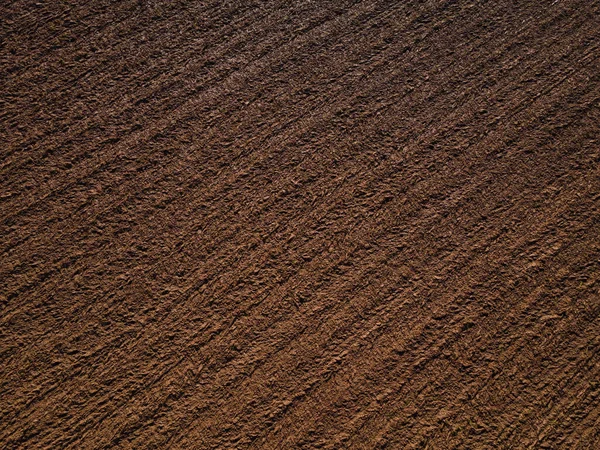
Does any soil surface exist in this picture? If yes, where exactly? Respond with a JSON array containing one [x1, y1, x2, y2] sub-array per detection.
[[1, 1, 599, 448]]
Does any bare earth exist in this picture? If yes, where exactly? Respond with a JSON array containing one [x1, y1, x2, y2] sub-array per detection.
[[1, 1, 600, 448]]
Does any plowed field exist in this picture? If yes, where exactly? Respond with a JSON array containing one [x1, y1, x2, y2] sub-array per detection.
[[1, 1, 599, 448]]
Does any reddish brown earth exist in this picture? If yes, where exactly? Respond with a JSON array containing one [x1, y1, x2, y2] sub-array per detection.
[[1, 1, 600, 448]]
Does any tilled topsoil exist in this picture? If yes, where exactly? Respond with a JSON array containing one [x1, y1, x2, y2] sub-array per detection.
[[1, 1, 599, 448]]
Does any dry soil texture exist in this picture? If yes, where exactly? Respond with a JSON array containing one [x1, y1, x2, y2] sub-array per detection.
[[1, 0, 600, 449]]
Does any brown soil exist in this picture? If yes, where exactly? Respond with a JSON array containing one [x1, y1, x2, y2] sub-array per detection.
[[1, 1, 599, 448]]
